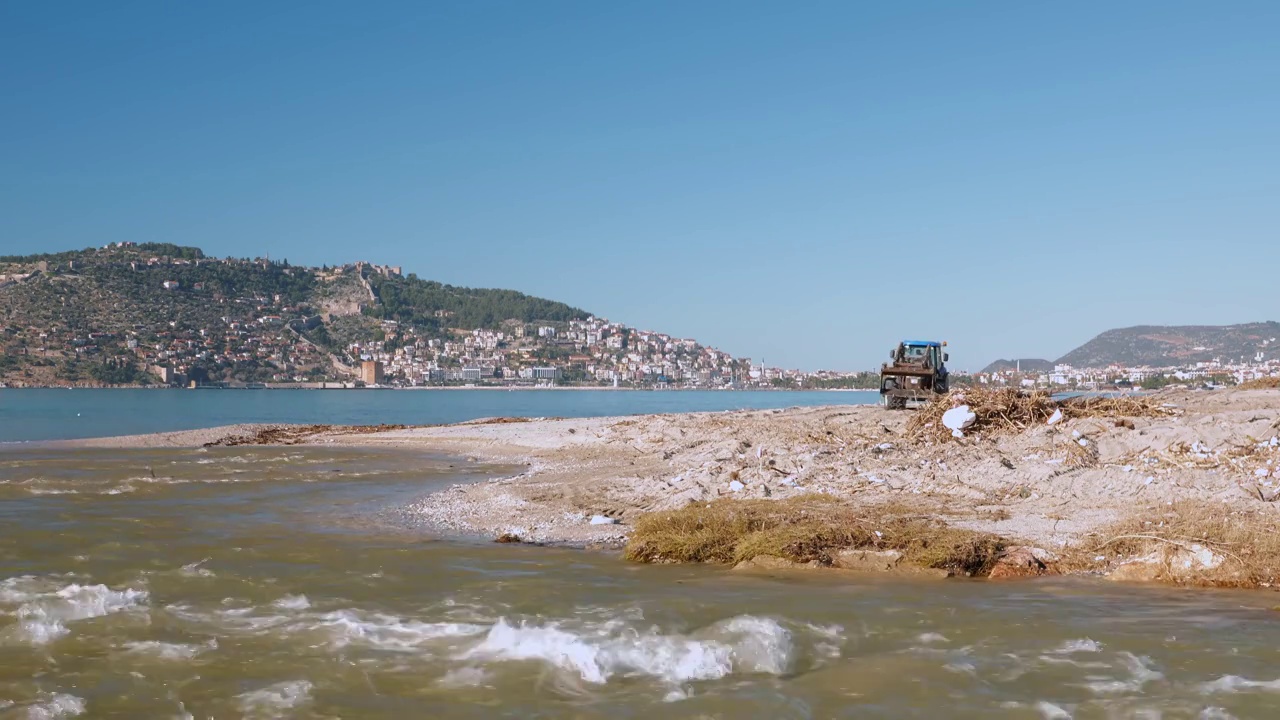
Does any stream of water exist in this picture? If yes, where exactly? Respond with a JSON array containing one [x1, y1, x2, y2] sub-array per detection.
[[3, 445, 1280, 718]]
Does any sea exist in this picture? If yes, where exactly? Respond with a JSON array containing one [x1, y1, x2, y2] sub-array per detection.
[[0, 388, 876, 444], [3, 389, 1280, 718]]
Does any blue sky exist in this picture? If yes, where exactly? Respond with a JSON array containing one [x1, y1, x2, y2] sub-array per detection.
[[2, 2, 1277, 371]]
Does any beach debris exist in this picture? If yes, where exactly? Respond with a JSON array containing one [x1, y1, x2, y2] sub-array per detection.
[[874, 442, 894, 452], [494, 533, 523, 543], [728, 480, 745, 493], [1047, 409, 1064, 426], [908, 388, 1172, 442], [780, 476, 798, 487], [589, 515, 619, 526], [942, 406, 976, 438]]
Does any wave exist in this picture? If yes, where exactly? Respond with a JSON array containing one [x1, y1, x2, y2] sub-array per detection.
[[160, 597, 841, 689], [462, 614, 806, 685], [235, 680, 313, 718], [2, 579, 149, 646], [1199, 675, 1280, 693], [121, 640, 211, 661], [16, 692, 86, 719]]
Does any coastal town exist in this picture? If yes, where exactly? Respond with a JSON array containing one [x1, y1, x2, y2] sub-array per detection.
[[2, 244, 1278, 390]]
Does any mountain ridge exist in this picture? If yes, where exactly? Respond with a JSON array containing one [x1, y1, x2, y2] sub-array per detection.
[[1054, 322, 1280, 368], [0, 243, 752, 387]]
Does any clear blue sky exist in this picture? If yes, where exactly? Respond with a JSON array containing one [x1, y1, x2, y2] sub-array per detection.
[[2, 2, 1277, 371]]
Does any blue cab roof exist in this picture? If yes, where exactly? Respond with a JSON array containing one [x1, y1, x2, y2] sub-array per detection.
[[902, 340, 942, 347]]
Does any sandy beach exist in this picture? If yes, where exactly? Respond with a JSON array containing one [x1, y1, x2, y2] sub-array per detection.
[[60, 386, 1280, 586]]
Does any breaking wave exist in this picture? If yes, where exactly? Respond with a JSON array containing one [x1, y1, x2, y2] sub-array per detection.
[[159, 596, 840, 689], [235, 680, 313, 718], [463, 614, 801, 685], [16, 693, 87, 719], [1, 577, 149, 646]]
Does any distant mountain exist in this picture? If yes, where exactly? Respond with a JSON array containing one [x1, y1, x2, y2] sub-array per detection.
[[981, 358, 1055, 374], [1056, 322, 1280, 368]]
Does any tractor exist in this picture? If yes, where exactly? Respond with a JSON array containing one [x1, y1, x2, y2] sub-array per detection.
[[879, 340, 949, 409]]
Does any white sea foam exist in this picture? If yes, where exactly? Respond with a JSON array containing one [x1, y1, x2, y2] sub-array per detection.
[[7, 582, 148, 645], [804, 622, 845, 660], [179, 559, 214, 578], [272, 594, 311, 611], [1081, 652, 1163, 695], [1199, 675, 1280, 693], [462, 614, 797, 685], [1051, 639, 1102, 654], [121, 641, 207, 660], [1035, 701, 1072, 719], [235, 680, 313, 718], [0, 575, 62, 603], [917, 632, 949, 644], [22, 693, 87, 719], [315, 609, 486, 651]]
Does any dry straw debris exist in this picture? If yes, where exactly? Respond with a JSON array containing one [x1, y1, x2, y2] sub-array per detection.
[[623, 496, 1005, 575], [1089, 501, 1280, 588], [906, 388, 1173, 443], [1240, 377, 1280, 390]]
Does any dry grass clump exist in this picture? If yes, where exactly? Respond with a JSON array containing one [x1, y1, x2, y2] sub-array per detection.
[[623, 496, 1006, 576], [1240, 377, 1280, 390], [1132, 437, 1280, 477], [907, 388, 1173, 443], [1089, 501, 1280, 588], [1064, 437, 1100, 468]]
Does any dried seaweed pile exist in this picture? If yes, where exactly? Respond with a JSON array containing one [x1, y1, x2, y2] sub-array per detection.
[[1131, 437, 1280, 478], [907, 388, 1173, 443], [204, 423, 410, 446]]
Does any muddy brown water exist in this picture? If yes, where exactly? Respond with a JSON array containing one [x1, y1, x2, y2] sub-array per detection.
[[2, 446, 1280, 719]]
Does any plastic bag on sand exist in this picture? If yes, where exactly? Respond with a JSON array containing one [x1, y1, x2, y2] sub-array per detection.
[[942, 406, 976, 438], [728, 480, 746, 492], [1047, 409, 1064, 426], [589, 515, 618, 525]]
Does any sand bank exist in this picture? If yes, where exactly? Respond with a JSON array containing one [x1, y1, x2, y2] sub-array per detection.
[[59, 387, 1280, 585]]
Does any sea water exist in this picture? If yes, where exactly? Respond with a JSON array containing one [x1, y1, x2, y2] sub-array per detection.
[[3, 445, 1280, 718], [0, 388, 876, 443]]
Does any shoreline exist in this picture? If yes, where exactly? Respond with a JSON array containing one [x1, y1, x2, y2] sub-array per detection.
[[0, 384, 878, 392], [41, 386, 1280, 588]]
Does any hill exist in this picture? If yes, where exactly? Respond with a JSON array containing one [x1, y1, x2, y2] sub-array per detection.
[[0, 243, 749, 388], [980, 358, 1055, 374], [1056, 322, 1280, 368]]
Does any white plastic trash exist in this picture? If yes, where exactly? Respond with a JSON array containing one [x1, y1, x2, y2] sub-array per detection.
[[1047, 409, 1064, 426], [589, 515, 618, 525], [728, 480, 745, 492], [941, 406, 976, 438]]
